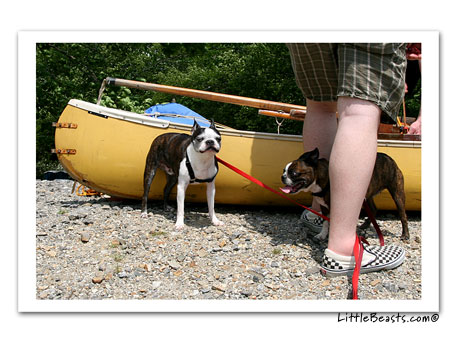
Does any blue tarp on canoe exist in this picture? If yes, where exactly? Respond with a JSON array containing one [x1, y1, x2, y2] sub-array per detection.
[[144, 103, 210, 127]]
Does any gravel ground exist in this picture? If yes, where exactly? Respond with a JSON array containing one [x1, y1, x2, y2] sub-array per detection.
[[36, 179, 421, 301]]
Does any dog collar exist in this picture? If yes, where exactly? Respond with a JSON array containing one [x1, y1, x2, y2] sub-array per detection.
[[185, 152, 219, 184]]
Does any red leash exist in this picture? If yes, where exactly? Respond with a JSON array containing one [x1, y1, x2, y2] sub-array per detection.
[[216, 156, 384, 300], [215, 156, 330, 221], [352, 236, 363, 299], [362, 200, 385, 246]]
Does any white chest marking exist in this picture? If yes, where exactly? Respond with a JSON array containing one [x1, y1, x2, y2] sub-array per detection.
[[314, 196, 329, 209]]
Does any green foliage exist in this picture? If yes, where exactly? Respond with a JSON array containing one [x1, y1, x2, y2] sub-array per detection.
[[405, 80, 422, 118], [36, 43, 421, 177]]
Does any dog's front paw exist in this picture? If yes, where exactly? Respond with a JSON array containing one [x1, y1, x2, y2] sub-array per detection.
[[313, 222, 328, 241], [400, 233, 410, 241], [314, 231, 328, 241], [313, 233, 327, 241], [141, 211, 148, 218], [211, 218, 224, 226], [175, 222, 185, 230]]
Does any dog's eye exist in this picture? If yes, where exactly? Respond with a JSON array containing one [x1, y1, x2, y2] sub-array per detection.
[[196, 137, 204, 142], [216, 137, 221, 142]]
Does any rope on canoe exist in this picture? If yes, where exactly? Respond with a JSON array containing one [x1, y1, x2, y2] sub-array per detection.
[[72, 181, 102, 197]]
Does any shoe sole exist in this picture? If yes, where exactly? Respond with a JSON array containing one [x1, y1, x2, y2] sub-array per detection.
[[320, 249, 406, 277]]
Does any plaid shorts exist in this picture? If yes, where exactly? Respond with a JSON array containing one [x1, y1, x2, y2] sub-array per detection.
[[286, 43, 407, 122]]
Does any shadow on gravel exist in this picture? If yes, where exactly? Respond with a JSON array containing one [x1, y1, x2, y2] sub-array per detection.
[[64, 192, 420, 268]]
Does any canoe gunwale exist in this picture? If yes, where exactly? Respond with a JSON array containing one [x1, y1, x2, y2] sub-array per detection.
[[69, 99, 171, 129], [67, 99, 422, 148]]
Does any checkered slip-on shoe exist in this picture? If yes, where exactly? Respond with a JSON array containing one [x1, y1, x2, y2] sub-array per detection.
[[320, 243, 405, 277], [300, 210, 325, 232]]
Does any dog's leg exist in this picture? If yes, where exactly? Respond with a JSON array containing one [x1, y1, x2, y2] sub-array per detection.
[[314, 205, 329, 240], [314, 220, 329, 240], [359, 217, 371, 230], [163, 174, 177, 212], [359, 197, 377, 230], [141, 162, 158, 218], [175, 179, 189, 229], [206, 181, 223, 226], [388, 175, 409, 240]]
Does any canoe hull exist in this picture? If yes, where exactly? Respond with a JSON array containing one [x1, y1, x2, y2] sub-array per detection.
[[55, 100, 421, 210]]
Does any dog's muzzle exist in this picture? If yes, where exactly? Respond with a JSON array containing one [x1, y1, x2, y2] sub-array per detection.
[[280, 180, 306, 194], [200, 140, 220, 153]]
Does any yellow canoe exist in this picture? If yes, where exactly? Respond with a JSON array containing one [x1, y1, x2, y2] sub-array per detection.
[[54, 99, 421, 211]]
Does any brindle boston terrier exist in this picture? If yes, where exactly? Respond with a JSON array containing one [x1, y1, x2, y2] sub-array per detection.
[[141, 119, 223, 229], [281, 148, 409, 240]]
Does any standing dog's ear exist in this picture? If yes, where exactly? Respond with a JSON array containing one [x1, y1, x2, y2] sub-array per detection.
[[309, 147, 319, 161], [192, 119, 201, 134], [299, 147, 320, 165]]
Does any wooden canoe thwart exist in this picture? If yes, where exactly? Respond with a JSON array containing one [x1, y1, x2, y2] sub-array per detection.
[[105, 77, 308, 113], [258, 110, 305, 121], [259, 109, 420, 140], [55, 98, 421, 210]]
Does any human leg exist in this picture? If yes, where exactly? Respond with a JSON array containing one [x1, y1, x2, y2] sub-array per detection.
[[326, 96, 381, 256], [302, 99, 337, 213], [321, 96, 407, 277], [320, 44, 408, 279], [302, 99, 337, 158]]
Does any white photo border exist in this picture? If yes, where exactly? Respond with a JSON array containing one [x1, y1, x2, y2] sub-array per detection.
[[18, 30, 439, 312]]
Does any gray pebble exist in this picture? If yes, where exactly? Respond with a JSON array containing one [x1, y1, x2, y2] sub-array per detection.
[[168, 261, 180, 270], [240, 289, 252, 297], [304, 266, 320, 275], [117, 272, 129, 279], [176, 254, 186, 262], [80, 232, 90, 243], [383, 282, 398, 293], [152, 281, 162, 289]]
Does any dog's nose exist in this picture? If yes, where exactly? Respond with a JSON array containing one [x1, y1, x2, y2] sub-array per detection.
[[206, 140, 215, 146]]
